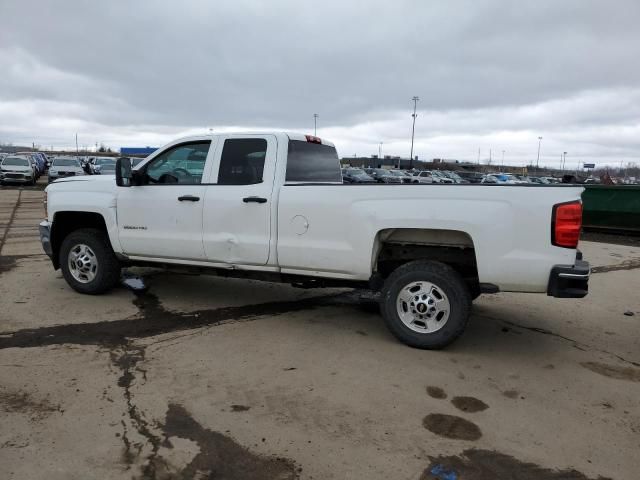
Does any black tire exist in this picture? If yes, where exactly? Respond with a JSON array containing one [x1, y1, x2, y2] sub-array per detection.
[[60, 228, 121, 294], [380, 260, 471, 349]]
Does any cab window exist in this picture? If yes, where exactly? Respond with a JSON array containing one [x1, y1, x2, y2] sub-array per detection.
[[217, 138, 267, 185], [145, 142, 211, 184]]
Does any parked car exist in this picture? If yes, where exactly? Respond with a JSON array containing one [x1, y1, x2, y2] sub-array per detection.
[[16, 151, 45, 176], [388, 169, 414, 183], [364, 168, 402, 183], [441, 171, 468, 184], [482, 174, 514, 184], [40, 131, 589, 350], [412, 171, 434, 184], [341, 167, 375, 183], [92, 157, 117, 175], [48, 157, 85, 183], [456, 171, 484, 183], [427, 170, 455, 184], [503, 174, 529, 184], [529, 176, 550, 185], [0, 156, 37, 185]]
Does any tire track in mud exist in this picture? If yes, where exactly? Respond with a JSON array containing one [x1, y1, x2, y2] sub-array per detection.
[[590, 258, 640, 274], [0, 290, 352, 350], [0, 190, 22, 255]]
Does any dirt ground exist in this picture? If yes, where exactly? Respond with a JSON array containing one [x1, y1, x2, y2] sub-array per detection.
[[1, 180, 639, 480]]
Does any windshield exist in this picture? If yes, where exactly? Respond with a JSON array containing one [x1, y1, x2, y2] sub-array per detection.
[[52, 158, 80, 167], [2, 157, 30, 167], [96, 158, 116, 166]]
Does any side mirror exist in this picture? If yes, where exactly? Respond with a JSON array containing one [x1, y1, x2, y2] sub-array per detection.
[[116, 157, 132, 187]]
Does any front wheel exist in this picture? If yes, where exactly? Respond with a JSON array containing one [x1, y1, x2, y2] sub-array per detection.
[[380, 260, 471, 349], [60, 228, 121, 294]]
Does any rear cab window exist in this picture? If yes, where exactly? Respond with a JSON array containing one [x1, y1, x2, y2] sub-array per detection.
[[285, 137, 342, 183]]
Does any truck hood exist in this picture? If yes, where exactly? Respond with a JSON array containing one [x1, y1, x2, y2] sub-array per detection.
[[46, 174, 118, 192]]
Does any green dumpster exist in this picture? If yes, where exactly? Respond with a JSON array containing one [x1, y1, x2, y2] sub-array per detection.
[[582, 185, 640, 232]]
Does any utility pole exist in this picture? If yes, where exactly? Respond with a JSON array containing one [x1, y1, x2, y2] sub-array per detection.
[[489, 149, 492, 166], [477, 148, 480, 166], [562, 151, 567, 172], [536, 136, 542, 171], [501, 150, 505, 168], [409, 96, 419, 169], [75, 133, 79, 158], [379, 142, 383, 160], [313, 113, 318, 136]]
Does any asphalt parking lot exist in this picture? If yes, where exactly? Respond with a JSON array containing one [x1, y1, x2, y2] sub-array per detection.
[[1, 181, 639, 480]]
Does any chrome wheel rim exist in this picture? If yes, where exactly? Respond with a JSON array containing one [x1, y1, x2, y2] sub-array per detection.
[[68, 243, 98, 283], [396, 281, 450, 333]]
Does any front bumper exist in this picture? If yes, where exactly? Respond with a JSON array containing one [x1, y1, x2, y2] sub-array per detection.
[[547, 253, 590, 298], [39, 221, 53, 259], [1, 173, 33, 183]]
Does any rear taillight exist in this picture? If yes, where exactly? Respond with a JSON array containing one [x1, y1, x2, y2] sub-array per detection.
[[552, 201, 582, 248]]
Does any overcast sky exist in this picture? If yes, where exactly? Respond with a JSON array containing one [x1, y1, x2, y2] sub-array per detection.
[[1, 0, 639, 167]]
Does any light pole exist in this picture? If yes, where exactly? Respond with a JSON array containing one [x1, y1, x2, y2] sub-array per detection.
[[501, 150, 505, 169], [313, 113, 318, 136], [409, 96, 419, 169], [378, 142, 383, 160], [536, 136, 542, 170], [477, 148, 480, 165], [562, 151, 567, 172]]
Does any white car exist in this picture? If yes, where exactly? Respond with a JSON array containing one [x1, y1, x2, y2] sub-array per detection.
[[1, 155, 37, 185], [91, 157, 117, 175], [428, 170, 455, 184], [48, 157, 85, 183], [40, 132, 589, 349], [412, 171, 434, 184]]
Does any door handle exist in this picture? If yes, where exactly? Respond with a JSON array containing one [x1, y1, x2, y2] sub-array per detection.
[[178, 195, 200, 202], [243, 196, 267, 204]]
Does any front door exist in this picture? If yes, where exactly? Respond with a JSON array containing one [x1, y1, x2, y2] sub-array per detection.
[[117, 140, 213, 260], [202, 135, 276, 265]]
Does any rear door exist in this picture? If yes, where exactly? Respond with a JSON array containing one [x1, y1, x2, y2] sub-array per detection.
[[202, 135, 277, 265], [117, 140, 213, 260]]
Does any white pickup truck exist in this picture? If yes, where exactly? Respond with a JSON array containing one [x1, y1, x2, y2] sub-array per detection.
[[39, 132, 590, 349]]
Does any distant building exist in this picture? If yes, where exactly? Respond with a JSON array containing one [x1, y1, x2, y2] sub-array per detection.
[[120, 147, 158, 156]]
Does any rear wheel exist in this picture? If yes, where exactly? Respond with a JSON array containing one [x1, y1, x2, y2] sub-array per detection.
[[60, 228, 121, 294], [380, 260, 471, 349]]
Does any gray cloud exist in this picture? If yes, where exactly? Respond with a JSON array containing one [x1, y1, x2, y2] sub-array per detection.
[[1, 0, 639, 166]]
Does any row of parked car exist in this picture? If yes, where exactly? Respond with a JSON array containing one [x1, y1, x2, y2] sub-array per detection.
[[0, 152, 124, 185], [341, 167, 560, 185], [0, 151, 49, 185]]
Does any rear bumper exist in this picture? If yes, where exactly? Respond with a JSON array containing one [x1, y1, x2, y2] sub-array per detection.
[[547, 254, 590, 298], [39, 221, 53, 259]]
